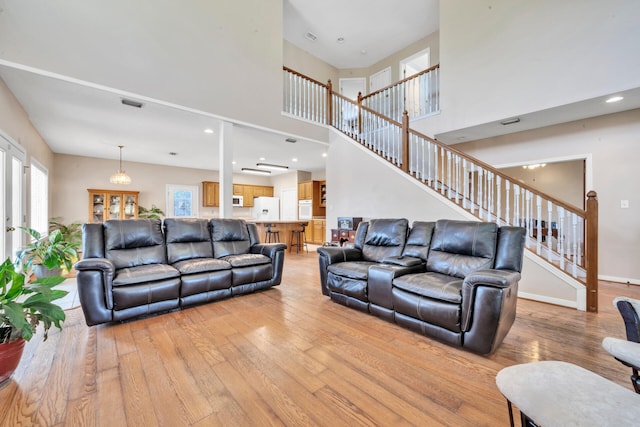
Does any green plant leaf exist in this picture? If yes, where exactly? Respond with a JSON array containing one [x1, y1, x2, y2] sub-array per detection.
[[1, 301, 30, 333]]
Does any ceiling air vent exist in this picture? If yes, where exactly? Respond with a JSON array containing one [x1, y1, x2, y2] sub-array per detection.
[[304, 32, 318, 42], [121, 98, 144, 108]]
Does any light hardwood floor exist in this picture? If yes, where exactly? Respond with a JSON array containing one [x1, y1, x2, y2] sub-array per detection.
[[1, 251, 639, 426]]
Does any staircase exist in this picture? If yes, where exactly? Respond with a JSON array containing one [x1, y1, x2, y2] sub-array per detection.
[[282, 66, 599, 312]]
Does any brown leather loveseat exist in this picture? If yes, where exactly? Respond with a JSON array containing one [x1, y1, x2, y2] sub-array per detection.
[[75, 218, 286, 326], [317, 218, 526, 354]]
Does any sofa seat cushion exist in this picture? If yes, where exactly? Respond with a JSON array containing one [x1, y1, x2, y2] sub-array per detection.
[[328, 261, 377, 280], [392, 287, 461, 333], [112, 278, 181, 311], [222, 253, 271, 268], [172, 258, 231, 275], [393, 272, 463, 304], [113, 264, 180, 286]]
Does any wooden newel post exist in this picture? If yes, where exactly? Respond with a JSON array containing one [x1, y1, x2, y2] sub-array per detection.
[[401, 110, 409, 173], [357, 92, 363, 136], [585, 190, 598, 313], [326, 80, 333, 126]]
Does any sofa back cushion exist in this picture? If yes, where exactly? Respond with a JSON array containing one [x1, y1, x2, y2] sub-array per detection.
[[164, 218, 213, 264], [104, 219, 166, 270], [82, 223, 106, 259], [358, 218, 408, 262], [210, 219, 251, 258], [494, 226, 526, 272], [402, 221, 435, 261], [426, 220, 497, 279]]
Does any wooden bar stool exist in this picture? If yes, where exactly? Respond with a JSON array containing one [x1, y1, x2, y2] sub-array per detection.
[[265, 223, 280, 243], [289, 222, 308, 253]]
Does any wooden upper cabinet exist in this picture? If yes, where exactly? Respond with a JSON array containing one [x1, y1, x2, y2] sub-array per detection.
[[320, 180, 326, 207], [298, 181, 313, 200], [88, 189, 139, 223], [207, 183, 274, 207], [202, 181, 219, 207], [298, 180, 326, 217]]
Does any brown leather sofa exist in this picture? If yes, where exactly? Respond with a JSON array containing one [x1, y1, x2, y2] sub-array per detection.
[[317, 218, 526, 355], [75, 218, 286, 326]]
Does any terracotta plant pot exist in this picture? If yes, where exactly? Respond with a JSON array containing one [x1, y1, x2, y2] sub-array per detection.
[[0, 338, 26, 388]]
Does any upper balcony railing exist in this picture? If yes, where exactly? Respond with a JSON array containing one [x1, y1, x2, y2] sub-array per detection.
[[361, 64, 440, 122], [282, 66, 599, 312]]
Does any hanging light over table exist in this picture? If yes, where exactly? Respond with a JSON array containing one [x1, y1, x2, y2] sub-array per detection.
[[109, 145, 131, 185]]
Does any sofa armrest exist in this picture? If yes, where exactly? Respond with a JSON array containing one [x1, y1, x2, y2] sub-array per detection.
[[250, 243, 287, 258], [316, 247, 363, 295], [74, 258, 116, 325], [317, 246, 363, 263], [369, 263, 426, 309], [460, 269, 521, 354]]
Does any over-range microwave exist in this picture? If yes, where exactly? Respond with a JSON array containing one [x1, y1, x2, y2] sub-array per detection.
[[232, 195, 244, 207]]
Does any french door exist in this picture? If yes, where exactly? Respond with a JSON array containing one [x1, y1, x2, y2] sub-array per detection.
[[0, 131, 26, 263]]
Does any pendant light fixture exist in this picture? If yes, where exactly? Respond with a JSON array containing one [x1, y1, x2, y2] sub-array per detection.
[[109, 145, 132, 185]]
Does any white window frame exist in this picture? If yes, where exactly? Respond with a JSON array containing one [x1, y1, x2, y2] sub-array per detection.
[[30, 159, 48, 236], [166, 184, 199, 218]]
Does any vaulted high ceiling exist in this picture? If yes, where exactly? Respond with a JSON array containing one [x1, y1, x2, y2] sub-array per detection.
[[0, 1, 438, 174]]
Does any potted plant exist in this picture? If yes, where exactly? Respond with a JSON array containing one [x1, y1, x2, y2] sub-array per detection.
[[138, 204, 165, 219], [16, 227, 79, 279], [0, 257, 67, 386], [48, 217, 83, 250]]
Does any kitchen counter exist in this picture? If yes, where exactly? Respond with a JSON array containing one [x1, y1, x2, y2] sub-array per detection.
[[250, 220, 309, 246]]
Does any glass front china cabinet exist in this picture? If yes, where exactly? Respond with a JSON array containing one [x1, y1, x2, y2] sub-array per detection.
[[88, 189, 139, 223]]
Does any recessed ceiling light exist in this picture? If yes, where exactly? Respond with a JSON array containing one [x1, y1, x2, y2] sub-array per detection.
[[232, 161, 236, 165], [169, 152, 178, 156], [606, 96, 624, 103], [361, 49, 367, 55], [322, 153, 327, 158], [336, 37, 345, 44], [204, 128, 214, 134], [259, 157, 266, 161], [304, 32, 317, 42], [292, 158, 298, 162], [285, 137, 297, 143]]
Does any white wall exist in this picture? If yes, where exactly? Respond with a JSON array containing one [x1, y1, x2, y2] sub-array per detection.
[[0, 78, 54, 228], [435, 0, 640, 134]]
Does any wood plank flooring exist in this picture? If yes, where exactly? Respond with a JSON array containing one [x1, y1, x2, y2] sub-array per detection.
[[1, 250, 639, 426]]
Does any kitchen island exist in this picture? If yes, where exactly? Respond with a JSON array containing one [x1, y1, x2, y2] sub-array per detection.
[[251, 220, 309, 247]]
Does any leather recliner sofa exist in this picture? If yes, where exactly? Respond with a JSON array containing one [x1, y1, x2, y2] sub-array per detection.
[[75, 218, 286, 326], [317, 218, 526, 355]]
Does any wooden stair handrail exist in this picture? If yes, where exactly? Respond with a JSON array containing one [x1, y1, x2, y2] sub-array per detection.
[[283, 65, 598, 311], [362, 64, 440, 101]]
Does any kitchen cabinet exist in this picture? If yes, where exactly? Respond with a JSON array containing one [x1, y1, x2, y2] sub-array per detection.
[[225, 183, 274, 207], [202, 181, 219, 207], [88, 189, 139, 223], [311, 219, 326, 244], [298, 181, 313, 200], [320, 180, 326, 207], [298, 180, 326, 217]]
